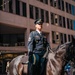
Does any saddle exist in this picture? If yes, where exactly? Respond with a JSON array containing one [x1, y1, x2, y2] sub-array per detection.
[[21, 55, 28, 64]]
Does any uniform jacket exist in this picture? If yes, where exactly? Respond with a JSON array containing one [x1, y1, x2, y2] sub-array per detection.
[[28, 31, 50, 55]]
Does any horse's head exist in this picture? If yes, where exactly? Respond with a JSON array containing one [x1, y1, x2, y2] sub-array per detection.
[[46, 42, 70, 75], [66, 36, 75, 62], [47, 41, 75, 75]]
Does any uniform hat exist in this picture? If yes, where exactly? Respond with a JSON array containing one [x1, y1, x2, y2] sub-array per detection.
[[34, 19, 43, 25]]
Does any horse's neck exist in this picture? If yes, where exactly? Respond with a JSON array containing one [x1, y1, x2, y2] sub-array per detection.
[[47, 52, 65, 75]]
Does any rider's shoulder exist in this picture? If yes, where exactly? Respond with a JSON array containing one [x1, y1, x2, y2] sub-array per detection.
[[30, 31, 36, 37]]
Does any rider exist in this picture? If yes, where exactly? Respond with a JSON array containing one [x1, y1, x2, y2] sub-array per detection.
[[28, 19, 50, 75]]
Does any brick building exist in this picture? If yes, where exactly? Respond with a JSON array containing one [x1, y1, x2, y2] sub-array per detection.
[[0, 0, 75, 74]]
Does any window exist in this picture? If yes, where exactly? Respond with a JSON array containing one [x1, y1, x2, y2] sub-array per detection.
[[60, 33, 64, 44], [51, 12, 54, 24], [0, 0, 2, 10], [55, 18, 58, 24], [45, 11, 49, 23], [59, 15, 62, 27], [10, 34, 17, 46], [3, 34, 10, 44], [0, 34, 25, 46], [22, 2, 27, 17], [68, 35, 71, 41], [29, 5, 34, 19], [52, 31, 55, 43], [35, 7, 39, 19], [9, 0, 13, 13], [71, 5, 75, 15], [62, 17, 66, 28], [44, 0, 48, 4], [70, 19, 73, 30], [66, 2, 68, 13], [55, 14, 58, 25], [15, 0, 20, 15], [61, 0, 64, 11], [64, 34, 67, 43], [0, 34, 3, 45], [17, 34, 24, 42], [56, 34, 59, 39], [50, 0, 53, 6], [56, 32, 60, 44], [40, 9, 44, 22], [54, 0, 57, 7], [73, 20, 75, 30], [52, 31, 60, 44], [58, 0, 61, 9], [67, 18, 70, 29], [37, 0, 48, 4], [69, 4, 71, 14]]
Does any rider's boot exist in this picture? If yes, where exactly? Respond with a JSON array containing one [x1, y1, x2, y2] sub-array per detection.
[[40, 58, 47, 75], [28, 62, 33, 75]]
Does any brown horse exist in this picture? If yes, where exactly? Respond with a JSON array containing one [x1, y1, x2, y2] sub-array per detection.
[[46, 42, 70, 75], [7, 42, 70, 75]]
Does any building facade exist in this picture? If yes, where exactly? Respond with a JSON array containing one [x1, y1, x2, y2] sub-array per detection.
[[0, 0, 75, 74]]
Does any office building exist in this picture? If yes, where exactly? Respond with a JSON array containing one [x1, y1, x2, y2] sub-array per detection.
[[0, 0, 75, 74]]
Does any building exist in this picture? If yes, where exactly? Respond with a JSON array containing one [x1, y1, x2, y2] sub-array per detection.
[[0, 0, 75, 74]]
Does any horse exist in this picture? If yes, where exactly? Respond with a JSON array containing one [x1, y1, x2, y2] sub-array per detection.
[[7, 42, 71, 75], [46, 42, 71, 75]]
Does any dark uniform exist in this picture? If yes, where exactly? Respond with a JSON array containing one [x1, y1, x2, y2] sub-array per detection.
[[28, 19, 50, 75]]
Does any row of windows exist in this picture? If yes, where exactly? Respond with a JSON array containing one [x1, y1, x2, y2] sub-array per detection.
[[51, 12, 66, 28], [0, 0, 75, 16], [50, 0, 75, 15], [50, 0, 65, 11], [51, 12, 75, 30], [0, 0, 75, 29], [52, 31, 73, 44], [0, 31, 49, 47], [0, 34, 25, 46], [0, 0, 49, 23], [0, 33, 71, 47], [66, 2, 75, 15], [0, 31, 74, 47], [29, 5, 49, 23], [0, 0, 27, 17]]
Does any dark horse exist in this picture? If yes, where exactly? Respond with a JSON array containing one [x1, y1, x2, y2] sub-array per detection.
[[6, 35, 75, 75]]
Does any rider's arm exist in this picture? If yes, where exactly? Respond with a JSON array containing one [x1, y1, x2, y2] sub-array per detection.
[[28, 32, 34, 55]]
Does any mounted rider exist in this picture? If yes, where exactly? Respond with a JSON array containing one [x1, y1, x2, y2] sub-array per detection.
[[28, 19, 51, 75]]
